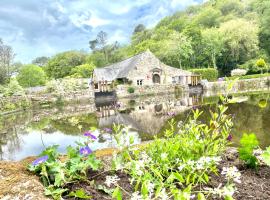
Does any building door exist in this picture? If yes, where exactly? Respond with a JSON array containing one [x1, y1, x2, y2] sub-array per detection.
[[152, 74, 160, 84]]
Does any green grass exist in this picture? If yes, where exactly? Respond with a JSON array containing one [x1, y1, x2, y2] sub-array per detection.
[[227, 73, 270, 80]]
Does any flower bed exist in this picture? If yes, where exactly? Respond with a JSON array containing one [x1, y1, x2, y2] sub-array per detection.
[[25, 97, 270, 200]]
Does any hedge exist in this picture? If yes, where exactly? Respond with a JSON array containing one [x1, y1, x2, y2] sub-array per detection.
[[189, 68, 218, 82]]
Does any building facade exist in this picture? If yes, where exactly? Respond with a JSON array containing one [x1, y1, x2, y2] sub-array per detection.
[[93, 50, 200, 92]]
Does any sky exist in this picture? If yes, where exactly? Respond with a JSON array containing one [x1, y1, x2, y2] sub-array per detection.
[[0, 0, 203, 63]]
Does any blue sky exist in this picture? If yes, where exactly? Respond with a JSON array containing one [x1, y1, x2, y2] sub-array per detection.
[[0, 0, 203, 63]]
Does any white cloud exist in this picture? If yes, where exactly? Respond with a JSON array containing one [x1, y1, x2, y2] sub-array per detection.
[[87, 14, 111, 28], [171, 0, 198, 8], [109, 29, 128, 43], [0, 0, 203, 62], [70, 11, 111, 29]]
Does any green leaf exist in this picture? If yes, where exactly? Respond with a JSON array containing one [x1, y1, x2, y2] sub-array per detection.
[[97, 185, 114, 195], [197, 193, 206, 200], [69, 188, 92, 199], [173, 172, 184, 183], [141, 181, 149, 198], [262, 147, 270, 166], [44, 186, 68, 200], [112, 187, 122, 200]]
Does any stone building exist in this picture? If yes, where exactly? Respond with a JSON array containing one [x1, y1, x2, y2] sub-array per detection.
[[93, 50, 200, 92]]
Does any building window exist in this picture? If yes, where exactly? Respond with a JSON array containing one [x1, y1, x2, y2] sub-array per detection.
[[137, 79, 143, 86]]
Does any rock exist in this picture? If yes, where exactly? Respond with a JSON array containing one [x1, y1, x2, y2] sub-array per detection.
[[225, 147, 239, 161]]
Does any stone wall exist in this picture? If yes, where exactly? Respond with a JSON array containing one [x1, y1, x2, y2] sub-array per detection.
[[116, 84, 186, 98], [126, 50, 192, 86], [203, 76, 270, 96], [0, 88, 95, 115]]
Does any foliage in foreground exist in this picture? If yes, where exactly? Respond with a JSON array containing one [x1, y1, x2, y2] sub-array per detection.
[[111, 104, 238, 200], [28, 132, 101, 199], [238, 133, 259, 169]]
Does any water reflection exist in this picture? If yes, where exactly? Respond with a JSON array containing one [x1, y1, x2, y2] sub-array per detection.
[[1, 91, 270, 161]]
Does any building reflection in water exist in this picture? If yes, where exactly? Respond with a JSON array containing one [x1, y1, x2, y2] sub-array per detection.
[[95, 92, 203, 135], [0, 92, 203, 160]]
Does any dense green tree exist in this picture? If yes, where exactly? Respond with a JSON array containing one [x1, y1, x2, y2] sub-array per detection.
[[160, 32, 193, 69], [252, 0, 270, 56], [193, 7, 222, 28], [70, 63, 95, 78], [17, 64, 47, 87], [201, 28, 224, 68], [46, 51, 86, 78], [133, 24, 146, 34], [32, 56, 49, 67], [218, 19, 259, 75]]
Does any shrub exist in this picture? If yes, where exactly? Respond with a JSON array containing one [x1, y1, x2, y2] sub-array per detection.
[[127, 87, 135, 93], [17, 64, 47, 87], [112, 104, 235, 199], [189, 68, 218, 81], [70, 63, 95, 78], [231, 68, 247, 76], [239, 59, 269, 74], [4, 79, 24, 96], [238, 133, 259, 169], [46, 78, 87, 95]]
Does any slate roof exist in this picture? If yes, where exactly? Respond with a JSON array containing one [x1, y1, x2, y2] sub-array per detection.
[[93, 52, 146, 81]]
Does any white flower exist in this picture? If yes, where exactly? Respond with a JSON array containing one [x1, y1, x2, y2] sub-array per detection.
[[130, 191, 143, 200], [221, 166, 241, 184], [158, 189, 168, 200], [204, 184, 223, 196], [178, 164, 186, 171], [105, 175, 120, 187], [223, 185, 235, 197], [141, 152, 152, 163], [148, 182, 155, 197], [161, 153, 167, 160]]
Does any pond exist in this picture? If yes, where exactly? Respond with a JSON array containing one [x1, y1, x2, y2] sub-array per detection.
[[1, 91, 270, 161]]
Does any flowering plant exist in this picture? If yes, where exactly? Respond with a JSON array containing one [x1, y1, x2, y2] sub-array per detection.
[[28, 131, 101, 199], [111, 101, 234, 199]]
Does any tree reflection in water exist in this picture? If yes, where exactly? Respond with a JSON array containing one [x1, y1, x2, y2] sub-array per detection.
[[1, 92, 270, 160]]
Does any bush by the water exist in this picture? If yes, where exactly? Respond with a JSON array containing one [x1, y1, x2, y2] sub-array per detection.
[[17, 64, 47, 87], [127, 87, 135, 93], [189, 68, 218, 81]]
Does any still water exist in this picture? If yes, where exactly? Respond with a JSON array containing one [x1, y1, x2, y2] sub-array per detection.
[[1, 92, 270, 161]]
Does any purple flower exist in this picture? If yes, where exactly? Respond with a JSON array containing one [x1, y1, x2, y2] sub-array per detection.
[[79, 146, 92, 156], [227, 134, 233, 141], [104, 128, 112, 133], [32, 155, 48, 166], [167, 112, 176, 117], [84, 131, 97, 140]]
